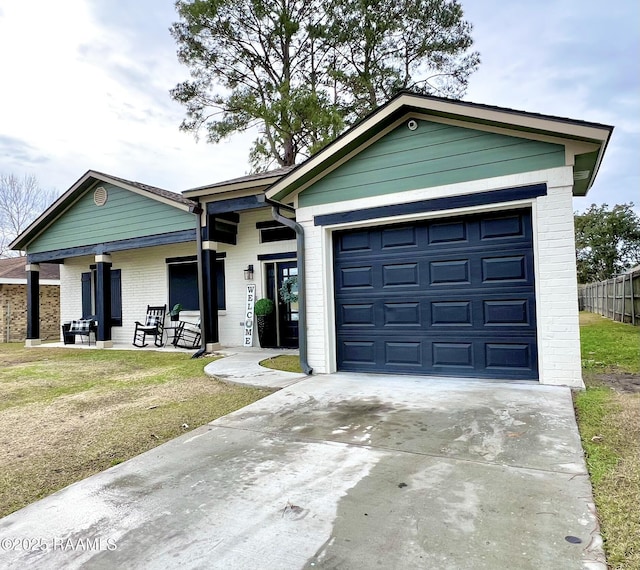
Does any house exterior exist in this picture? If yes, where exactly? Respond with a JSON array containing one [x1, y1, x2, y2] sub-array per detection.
[[0, 257, 60, 342], [11, 93, 612, 388], [10, 170, 300, 351]]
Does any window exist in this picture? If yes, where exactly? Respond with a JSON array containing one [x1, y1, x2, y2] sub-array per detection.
[[168, 262, 199, 311], [81, 268, 122, 326], [256, 221, 296, 243], [167, 258, 225, 311]]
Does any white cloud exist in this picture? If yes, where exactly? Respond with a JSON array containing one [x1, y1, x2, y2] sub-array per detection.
[[0, 0, 254, 193], [0, 0, 638, 208]]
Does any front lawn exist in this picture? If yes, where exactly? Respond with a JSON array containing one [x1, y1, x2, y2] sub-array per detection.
[[0, 345, 271, 518], [575, 312, 640, 569]]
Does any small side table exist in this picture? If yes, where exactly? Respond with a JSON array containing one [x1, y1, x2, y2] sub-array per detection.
[[163, 325, 180, 347]]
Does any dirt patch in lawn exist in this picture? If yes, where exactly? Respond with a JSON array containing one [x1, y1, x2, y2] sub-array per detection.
[[586, 372, 640, 394], [0, 346, 271, 518], [0, 378, 226, 465]]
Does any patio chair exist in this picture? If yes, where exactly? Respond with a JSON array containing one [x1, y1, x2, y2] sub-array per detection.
[[132, 305, 166, 348], [64, 318, 97, 346], [172, 319, 201, 349]]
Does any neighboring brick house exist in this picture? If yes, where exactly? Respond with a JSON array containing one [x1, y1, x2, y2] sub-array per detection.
[[0, 257, 60, 342], [10, 92, 613, 388]]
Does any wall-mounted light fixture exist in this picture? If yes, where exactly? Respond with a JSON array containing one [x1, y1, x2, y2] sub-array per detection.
[[244, 264, 254, 280]]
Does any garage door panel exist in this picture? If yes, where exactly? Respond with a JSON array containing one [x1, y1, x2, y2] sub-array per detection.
[[340, 303, 375, 326], [485, 343, 534, 371], [479, 214, 525, 240], [338, 231, 372, 252], [385, 341, 422, 367], [431, 301, 472, 325], [336, 292, 534, 329], [340, 340, 377, 365], [382, 263, 420, 287], [483, 299, 531, 326], [383, 302, 422, 326], [481, 256, 528, 282], [432, 342, 474, 368], [429, 259, 470, 284], [381, 225, 418, 248], [428, 220, 468, 244], [338, 266, 374, 289], [334, 209, 537, 379], [338, 337, 537, 378]]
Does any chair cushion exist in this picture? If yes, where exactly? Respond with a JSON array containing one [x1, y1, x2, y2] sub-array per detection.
[[145, 315, 160, 327], [70, 319, 91, 332]]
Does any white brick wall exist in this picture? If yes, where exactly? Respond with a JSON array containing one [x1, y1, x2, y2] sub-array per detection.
[[59, 208, 297, 348], [61, 243, 197, 345], [297, 166, 584, 388], [533, 181, 583, 386]]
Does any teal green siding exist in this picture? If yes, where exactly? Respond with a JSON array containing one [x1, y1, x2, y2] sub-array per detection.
[[28, 183, 195, 254], [298, 121, 565, 207]]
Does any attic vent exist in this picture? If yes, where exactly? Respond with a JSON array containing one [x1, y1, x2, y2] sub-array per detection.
[[573, 170, 590, 181], [94, 186, 108, 206]]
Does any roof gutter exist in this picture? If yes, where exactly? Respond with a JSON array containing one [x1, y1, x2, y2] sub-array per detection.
[[268, 200, 313, 375]]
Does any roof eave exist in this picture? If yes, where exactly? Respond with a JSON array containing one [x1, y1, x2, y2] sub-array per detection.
[[182, 174, 285, 198]]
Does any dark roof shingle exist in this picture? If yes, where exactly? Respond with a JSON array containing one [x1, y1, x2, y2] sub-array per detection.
[[0, 257, 59, 281]]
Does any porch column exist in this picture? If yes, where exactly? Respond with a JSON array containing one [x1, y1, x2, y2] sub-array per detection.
[[95, 254, 113, 348], [25, 263, 41, 346], [201, 241, 220, 352]]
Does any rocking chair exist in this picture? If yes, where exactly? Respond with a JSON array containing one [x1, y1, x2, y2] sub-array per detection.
[[172, 319, 201, 349], [133, 305, 166, 348]]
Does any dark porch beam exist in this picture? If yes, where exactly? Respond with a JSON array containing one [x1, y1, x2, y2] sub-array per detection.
[[95, 255, 112, 346], [27, 229, 197, 264], [206, 194, 265, 215], [201, 248, 219, 347], [25, 264, 40, 344]]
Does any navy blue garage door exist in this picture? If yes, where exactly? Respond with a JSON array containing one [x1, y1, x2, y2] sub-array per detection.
[[333, 209, 538, 379]]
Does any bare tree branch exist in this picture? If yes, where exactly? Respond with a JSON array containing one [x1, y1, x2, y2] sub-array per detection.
[[0, 173, 59, 257]]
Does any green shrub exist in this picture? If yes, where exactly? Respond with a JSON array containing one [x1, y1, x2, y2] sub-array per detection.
[[254, 298, 275, 316]]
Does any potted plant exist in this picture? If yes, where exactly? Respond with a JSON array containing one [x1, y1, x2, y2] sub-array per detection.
[[254, 298, 276, 348], [169, 303, 183, 322]]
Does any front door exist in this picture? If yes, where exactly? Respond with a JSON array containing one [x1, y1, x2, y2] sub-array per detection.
[[265, 261, 299, 348]]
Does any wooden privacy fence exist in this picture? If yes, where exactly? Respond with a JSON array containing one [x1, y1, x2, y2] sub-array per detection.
[[579, 268, 640, 325]]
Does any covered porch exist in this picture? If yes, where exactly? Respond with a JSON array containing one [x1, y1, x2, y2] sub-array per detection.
[[11, 169, 304, 360]]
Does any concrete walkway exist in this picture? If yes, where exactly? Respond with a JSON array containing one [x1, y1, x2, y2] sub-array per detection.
[[0, 363, 604, 569], [205, 347, 308, 389]]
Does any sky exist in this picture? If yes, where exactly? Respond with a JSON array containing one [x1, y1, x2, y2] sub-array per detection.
[[0, 0, 638, 212]]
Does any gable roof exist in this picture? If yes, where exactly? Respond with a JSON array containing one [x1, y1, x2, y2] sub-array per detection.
[[10, 170, 198, 252], [182, 166, 296, 198], [0, 256, 60, 283], [266, 91, 614, 203]]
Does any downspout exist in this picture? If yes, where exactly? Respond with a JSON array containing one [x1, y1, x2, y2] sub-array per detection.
[[191, 201, 207, 359], [269, 201, 313, 375]]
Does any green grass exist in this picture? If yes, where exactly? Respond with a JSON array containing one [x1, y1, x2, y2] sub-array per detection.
[[0, 346, 217, 410], [259, 354, 303, 373], [580, 312, 640, 373], [0, 344, 272, 518], [575, 313, 640, 569], [574, 387, 623, 483]]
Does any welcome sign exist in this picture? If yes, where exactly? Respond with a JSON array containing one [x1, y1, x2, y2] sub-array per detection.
[[243, 284, 256, 347]]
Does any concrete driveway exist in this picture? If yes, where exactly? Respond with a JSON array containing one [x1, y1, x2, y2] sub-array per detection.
[[0, 374, 604, 569]]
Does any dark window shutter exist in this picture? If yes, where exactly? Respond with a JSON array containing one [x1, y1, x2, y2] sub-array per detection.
[[111, 269, 122, 326], [216, 260, 226, 310], [81, 272, 92, 318]]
